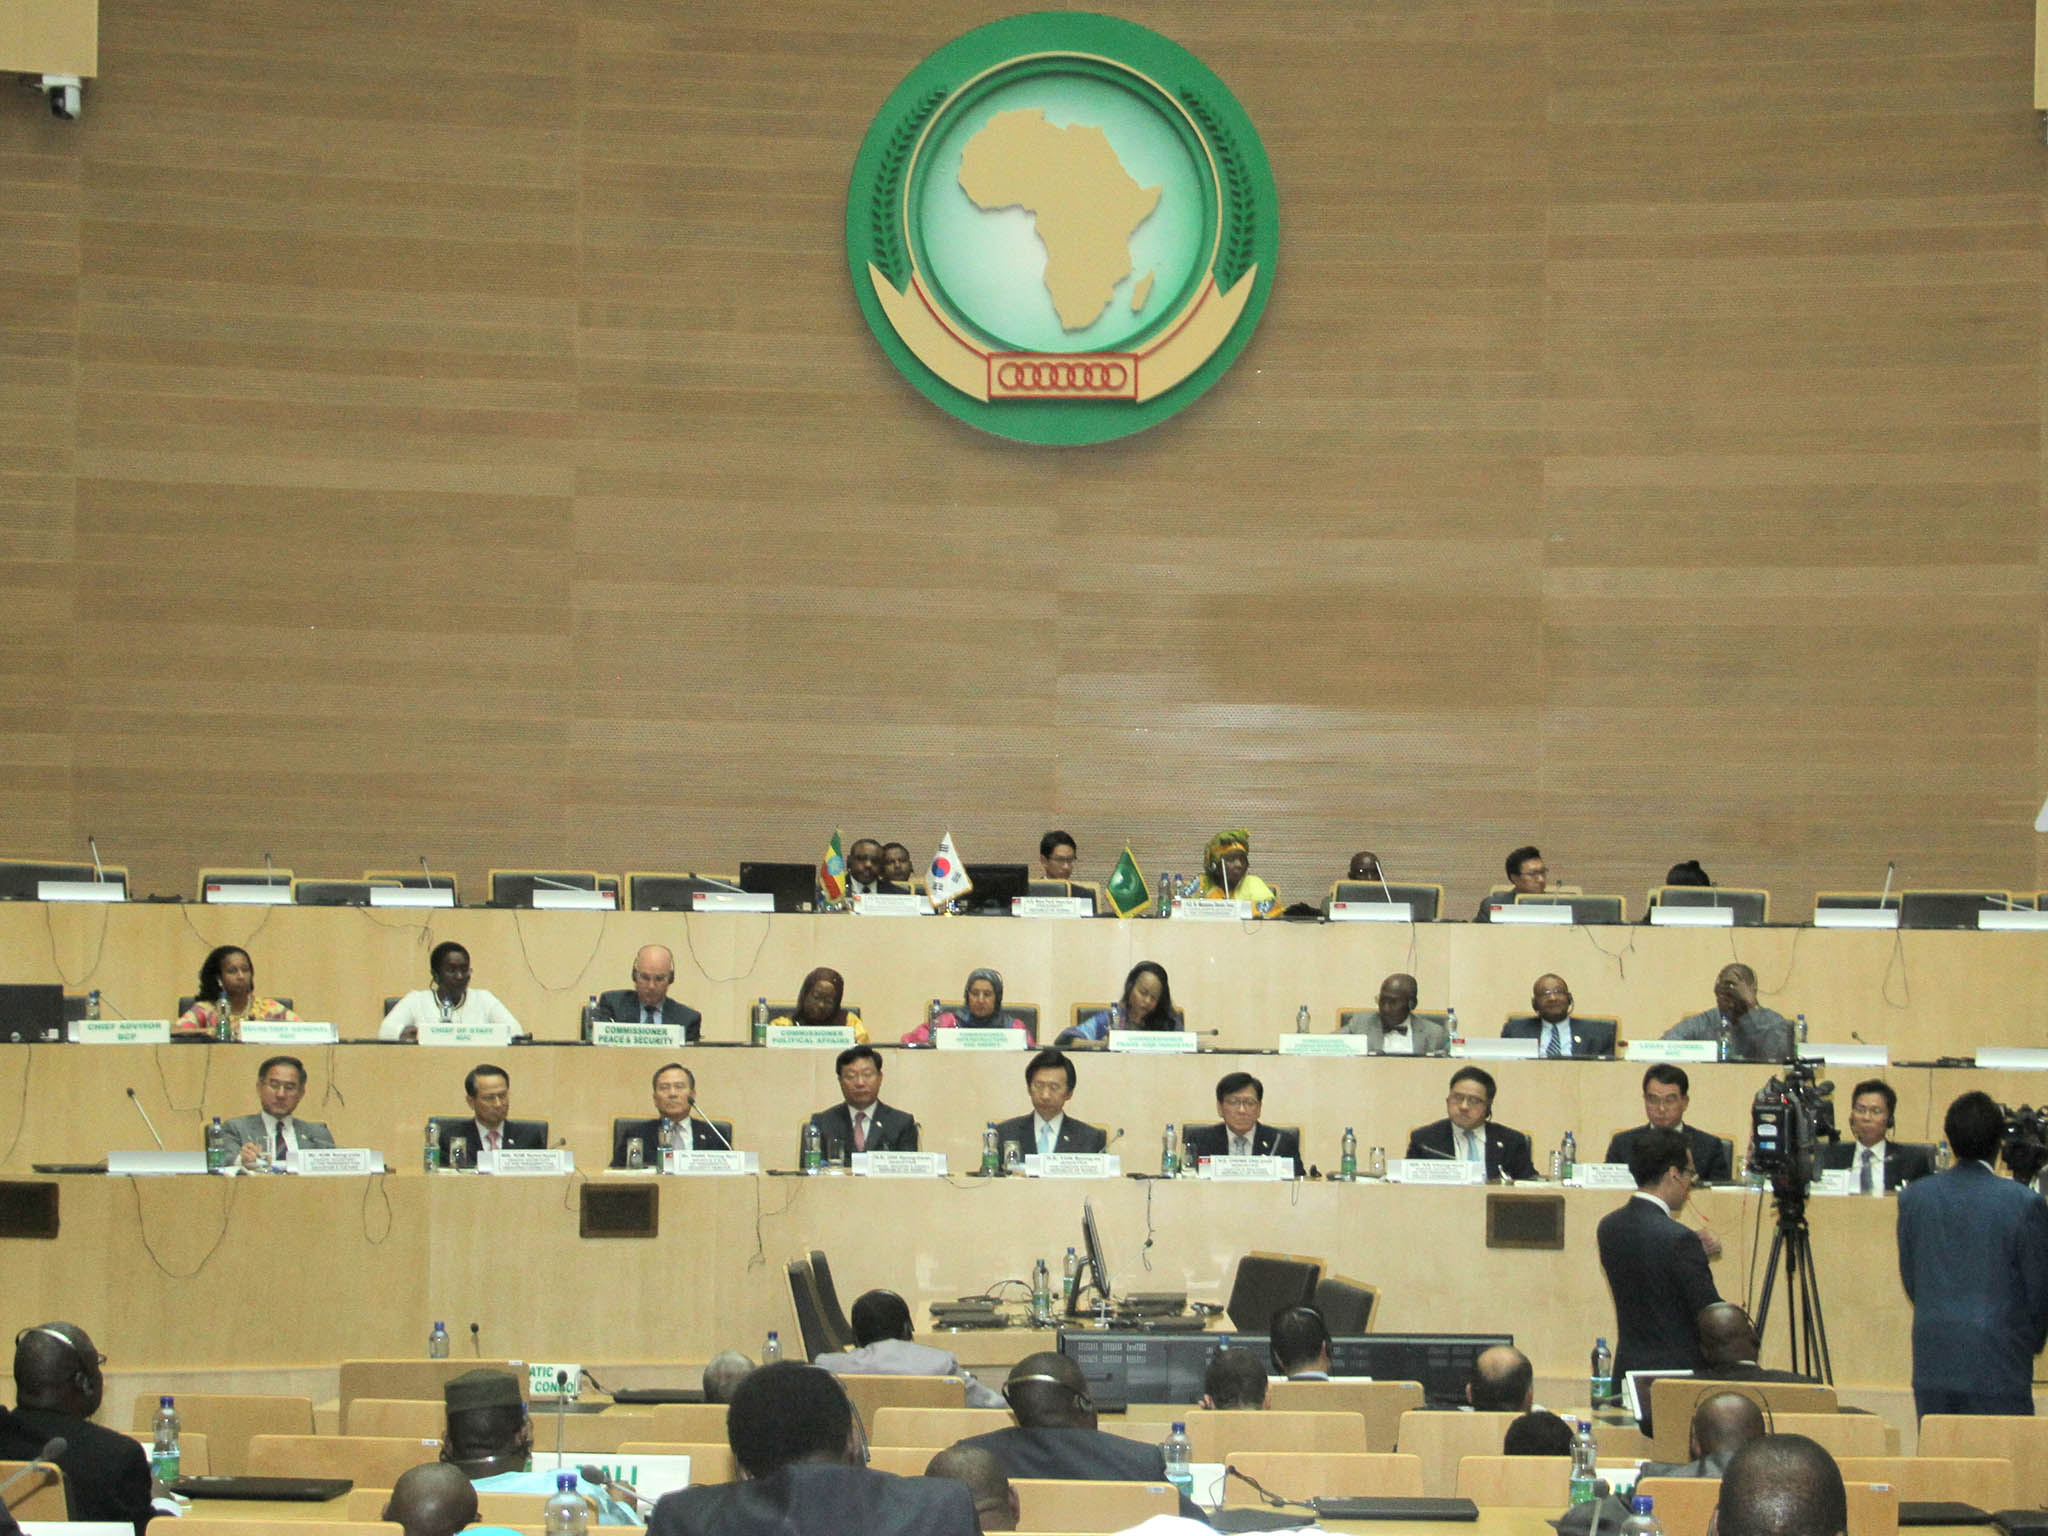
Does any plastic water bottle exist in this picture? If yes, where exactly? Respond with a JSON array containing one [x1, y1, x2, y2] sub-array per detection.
[[1032, 1258, 1052, 1324], [1296, 1003, 1310, 1034], [1156, 873, 1173, 916], [205, 1117, 231, 1172], [1161, 1123, 1179, 1177], [751, 997, 769, 1045], [428, 1321, 449, 1359], [423, 1120, 439, 1173], [150, 1395, 180, 1483], [982, 1123, 1000, 1175], [1618, 1494, 1661, 1536], [1063, 1247, 1079, 1305], [1590, 1337, 1612, 1407], [1560, 1131, 1576, 1182], [1446, 1008, 1463, 1052], [802, 1120, 823, 1173], [85, 989, 100, 1021], [214, 991, 231, 1042], [1162, 1421, 1194, 1499], [1568, 1418, 1597, 1505], [1797, 1012, 1809, 1045], [762, 1329, 781, 1364], [929, 998, 943, 1036], [1340, 1127, 1357, 1182], [1936, 1139, 1953, 1171], [544, 1470, 589, 1535]]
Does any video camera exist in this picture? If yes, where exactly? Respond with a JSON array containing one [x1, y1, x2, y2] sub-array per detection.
[[1751, 1058, 1839, 1195], [2002, 1104, 2048, 1186]]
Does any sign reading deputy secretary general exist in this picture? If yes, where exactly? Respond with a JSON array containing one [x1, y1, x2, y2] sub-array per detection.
[[848, 12, 1278, 445]]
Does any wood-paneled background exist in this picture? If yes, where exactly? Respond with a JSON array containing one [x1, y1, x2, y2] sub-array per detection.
[[1, 0, 2042, 913]]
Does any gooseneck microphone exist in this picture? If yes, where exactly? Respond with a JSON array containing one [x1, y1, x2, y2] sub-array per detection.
[[553, 1369, 571, 1462], [468, 1321, 481, 1357], [0, 1438, 67, 1499], [1879, 859, 1896, 906], [684, 1095, 734, 1152], [579, 1463, 654, 1516], [88, 835, 105, 883], [125, 1088, 165, 1150]]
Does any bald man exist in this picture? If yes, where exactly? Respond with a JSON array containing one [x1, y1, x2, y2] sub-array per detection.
[[1465, 1345, 1534, 1412], [0, 1322, 153, 1533], [1716, 1435, 1849, 1536], [593, 944, 702, 1040], [1640, 1391, 1767, 1479], [384, 1463, 520, 1536], [1503, 974, 1616, 1059], [924, 1446, 1019, 1533], [1662, 963, 1794, 1063]]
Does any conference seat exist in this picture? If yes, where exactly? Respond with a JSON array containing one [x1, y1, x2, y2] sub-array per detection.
[[343, 1398, 442, 1437], [1014, 1478, 1178, 1531], [1183, 1407, 1368, 1461], [122, 1428, 211, 1475], [1266, 1380, 1419, 1455], [1395, 1410, 1519, 1496], [1765, 1412, 1892, 1458], [862, 1445, 943, 1475], [616, 1440, 737, 1482], [1646, 885, 1770, 925], [1312, 1274, 1379, 1334], [347, 1489, 570, 1525], [1456, 1454, 1569, 1506], [0, 1460, 65, 1523], [1324, 881, 1446, 921], [1917, 1417, 2048, 1507], [808, 1248, 858, 1344], [338, 1359, 527, 1412], [1636, 1479, 1898, 1536], [1813, 891, 1899, 915], [833, 1373, 967, 1424], [786, 1256, 838, 1361], [1836, 1457, 2013, 1509], [626, 871, 741, 910], [172, 1523, 398, 1536], [0, 857, 129, 900], [1899, 889, 2016, 929], [1645, 1378, 1839, 1460], [129, 1392, 315, 1476], [294, 878, 401, 906], [1224, 1250, 1324, 1330], [245, 1433, 442, 1487], [362, 868, 460, 901], [486, 869, 619, 907], [648, 1402, 729, 1442], [869, 1406, 1012, 1447], [1221, 1451, 1425, 1505], [1514, 892, 1628, 924], [539, 1411, 657, 1452], [196, 866, 295, 901]]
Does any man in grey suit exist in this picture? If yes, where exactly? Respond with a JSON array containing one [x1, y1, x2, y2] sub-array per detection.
[[1637, 1390, 1766, 1478], [812, 1289, 1003, 1407], [591, 943, 701, 1041], [805, 1045, 917, 1162], [1340, 973, 1447, 1055], [1502, 974, 1617, 1059], [225, 1055, 337, 1168], [993, 1049, 1107, 1159], [1898, 1090, 2048, 1416], [1662, 963, 1794, 1063]]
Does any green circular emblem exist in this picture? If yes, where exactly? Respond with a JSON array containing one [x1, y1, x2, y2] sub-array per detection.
[[847, 12, 1279, 446]]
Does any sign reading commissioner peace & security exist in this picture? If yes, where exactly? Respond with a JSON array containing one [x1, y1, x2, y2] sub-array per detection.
[[847, 12, 1278, 445]]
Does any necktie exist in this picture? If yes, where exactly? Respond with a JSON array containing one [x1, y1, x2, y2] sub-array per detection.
[[1860, 1148, 1876, 1194], [1462, 1128, 1481, 1164], [1232, 1134, 1250, 1158], [1544, 1024, 1564, 1059], [488, 1129, 501, 1152], [1039, 1123, 1053, 1158], [644, 1006, 658, 1024], [274, 1121, 288, 1161], [853, 1112, 867, 1152]]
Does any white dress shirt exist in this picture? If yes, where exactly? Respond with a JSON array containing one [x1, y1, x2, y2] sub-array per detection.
[[1379, 1023, 1415, 1056], [379, 986, 523, 1042]]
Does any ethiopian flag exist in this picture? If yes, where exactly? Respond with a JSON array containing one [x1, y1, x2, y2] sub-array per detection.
[[818, 829, 847, 905], [1104, 846, 1149, 918]]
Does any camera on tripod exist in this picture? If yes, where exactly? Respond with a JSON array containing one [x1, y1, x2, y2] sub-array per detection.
[[2001, 1104, 2048, 1186], [1751, 1058, 1840, 1192]]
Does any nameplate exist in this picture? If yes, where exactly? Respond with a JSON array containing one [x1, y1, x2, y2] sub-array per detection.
[[566, 1452, 692, 1501], [1278, 1034, 1372, 1056], [1328, 900, 1413, 923], [1809, 1041, 1887, 1066], [533, 888, 615, 910], [1170, 898, 1252, 920], [369, 886, 454, 907], [1027, 1153, 1121, 1178], [765, 1026, 858, 1049], [1199, 1156, 1293, 1181], [529, 1361, 582, 1399], [1649, 905, 1734, 927], [692, 890, 773, 913], [38, 879, 125, 903], [1392, 1158, 1486, 1185], [239, 1020, 338, 1045], [1810, 1168, 1855, 1197], [1011, 896, 1094, 919], [1812, 907, 1897, 929], [203, 882, 293, 905], [417, 1021, 512, 1046], [1487, 903, 1571, 925], [484, 1147, 573, 1176], [854, 1151, 948, 1178], [935, 1028, 1033, 1051], [1977, 1047, 2048, 1071], [1626, 1040, 1720, 1063], [590, 1020, 692, 1050], [1453, 1038, 1539, 1060], [1108, 1030, 1197, 1053], [1981, 910, 2048, 930], [853, 893, 924, 916], [292, 1147, 382, 1177], [663, 1150, 758, 1175], [68, 1019, 170, 1044], [1570, 1162, 1638, 1189]]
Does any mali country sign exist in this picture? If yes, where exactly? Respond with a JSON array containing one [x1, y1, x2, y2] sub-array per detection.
[[847, 12, 1279, 446]]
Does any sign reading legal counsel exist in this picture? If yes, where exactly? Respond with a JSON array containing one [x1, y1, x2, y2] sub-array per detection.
[[848, 13, 1278, 445]]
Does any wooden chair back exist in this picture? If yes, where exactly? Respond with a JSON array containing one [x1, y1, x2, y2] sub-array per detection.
[[1394, 1409, 1520, 1496], [1184, 1407, 1368, 1463], [649, 1402, 730, 1442], [1266, 1380, 1422, 1458], [835, 1373, 967, 1425], [1768, 1412, 1891, 1458], [865, 1445, 943, 1476], [1013, 1478, 1177, 1531], [122, 1428, 211, 1475], [172, 1524, 400, 1536], [344, 1398, 442, 1437], [1635, 1479, 1898, 1536], [126, 1392, 316, 1475], [337, 1358, 525, 1411], [870, 1406, 1013, 1447], [1646, 1377, 1839, 1459], [1836, 1457, 2013, 1510], [1918, 1416, 2048, 1507], [245, 1433, 443, 1487], [538, 1411, 657, 1452], [1455, 1454, 1570, 1506], [1222, 1451, 1425, 1505], [616, 1440, 738, 1483], [0, 1461, 65, 1522]]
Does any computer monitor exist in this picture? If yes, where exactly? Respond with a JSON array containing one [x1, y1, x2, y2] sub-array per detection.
[[1057, 1330, 1513, 1408], [958, 863, 1030, 914], [738, 861, 818, 914], [0, 984, 65, 1043], [1068, 1198, 1113, 1316]]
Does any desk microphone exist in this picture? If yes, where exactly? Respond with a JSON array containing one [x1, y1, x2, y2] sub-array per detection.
[[0, 1438, 66, 1500], [263, 850, 279, 886], [579, 1463, 654, 1516], [533, 876, 586, 892], [124, 1088, 165, 1150], [686, 1099, 734, 1152], [418, 855, 436, 889], [468, 1322, 481, 1357], [1879, 859, 1896, 906], [553, 1369, 571, 1463], [88, 835, 106, 884]]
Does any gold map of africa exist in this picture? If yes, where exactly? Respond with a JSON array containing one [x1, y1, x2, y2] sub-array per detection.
[[956, 108, 1162, 332]]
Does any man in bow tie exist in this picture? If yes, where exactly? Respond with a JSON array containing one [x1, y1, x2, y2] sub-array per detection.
[[1342, 973, 1448, 1055]]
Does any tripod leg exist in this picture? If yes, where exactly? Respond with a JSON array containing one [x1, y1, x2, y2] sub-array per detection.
[[1795, 1225, 1833, 1383], [1755, 1224, 1788, 1342]]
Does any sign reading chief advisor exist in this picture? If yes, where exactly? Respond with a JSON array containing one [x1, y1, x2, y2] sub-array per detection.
[[847, 12, 1279, 446]]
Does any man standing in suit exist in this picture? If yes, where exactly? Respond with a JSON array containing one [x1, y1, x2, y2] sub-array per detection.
[[225, 1054, 337, 1169], [592, 944, 701, 1040], [1406, 1066, 1540, 1180], [1184, 1071, 1305, 1176], [438, 1064, 548, 1167], [1606, 1065, 1733, 1184], [611, 1061, 733, 1167], [1597, 1128, 1721, 1391], [1821, 1080, 1935, 1194], [994, 1049, 1107, 1159], [1340, 973, 1448, 1055], [806, 1045, 917, 1163], [1503, 974, 1617, 1059], [1898, 1090, 2048, 1416], [812, 1289, 1003, 1407]]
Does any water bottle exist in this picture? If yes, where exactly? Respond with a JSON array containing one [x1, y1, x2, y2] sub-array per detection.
[[1797, 1012, 1808, 1045], [1032, 1258, 1052, 1325], [626, 1137, 644, 1170], [981, 1123, 1000, 1175], [150, 1395, 180, 1483], [423, 1120, 440, 1173], [1936, 1139, 1953, 1171], [214, 991, 231, 1042], [585, 994, 599, 1033], [85, 988, 100, 1021], [929, 998, 943, 1036], [544, 1470, 589, 1536], [1549, 1146, 1563, 1181], [429, 1320, 449, 1359], [1296, 1003, 1310, 1034], [752, 997, 769, 1045], [762, 1329, 782, 1364], [205, 1117, 231, 1172], [1446, 1007, 1463, 1052], [1162, 1422, 1194, 1499], [1618, 1494, 1661, 1536], [1063, 1246, 1079, 1305], [1161, 1123, 1179, 1177], [1717, 1026, 1731, 1063], [1560, 1131, 1576, 1182], [1156, 872, 1173, 916], [1568, 1418, 1597, 1505], [1340, 1126, 1357, 1182], [802, 1120, 823, 1173], [1590, 1337, 1612, 1408]]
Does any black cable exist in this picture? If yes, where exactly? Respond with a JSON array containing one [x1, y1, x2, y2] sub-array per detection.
[[0, 1042, 30, 1166], [153, 1040, 213, 1117], [678, 909, 773, 986], [129, 1171, 238, 1279], [360, 1171, 392, 1245], [44, 899, 112, 987], [510, 906, 608, 1000]]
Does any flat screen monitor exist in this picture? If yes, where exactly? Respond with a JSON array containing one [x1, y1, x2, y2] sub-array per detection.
[[1068, 1198, 1112, 1315], [1058, 1330, 1513, 1409], [738, 861, 818, 914], [0, 983, 64, 1043], [959, 863, 1030, 914]]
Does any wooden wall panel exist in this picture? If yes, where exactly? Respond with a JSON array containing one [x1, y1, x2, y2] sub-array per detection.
[[0, 0, 2038, 917]]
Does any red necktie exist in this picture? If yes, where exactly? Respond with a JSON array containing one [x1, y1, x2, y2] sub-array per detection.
[[488, 1129, 501, 1152], [275, 1123, 288, 1161], [853, 1113, 867, 1152]]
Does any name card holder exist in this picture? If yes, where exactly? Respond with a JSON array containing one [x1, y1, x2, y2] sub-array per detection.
[[1392, 1158, 1486, 1185], [1976, 1047, 2048, 1071], [204, 882, 293, 905], [1453, 1038, 1539, 1061], [1649, 905, 1734, 927], [533, 888, 616, 910], [292, 1147, 383, 1177], [1569, 1162, 1638, 1189], [1625, 1040, 1720, 1063], [766, 1025, 858, 1050], [1812, 907, 1897, 929], [1328, 901, 1413, 923], [484, 1147, 574, 1176], [38, 879, 125, 903], [1027, 1153, 1121, 1178], [370, 886, 454, 908], [418, 1021, 515, 1047], [1487, 904, 1571, 925], [1278, 1034, 1372, 1056], [691, 890, 773, 913], [1809, 1168, 1855, 1197], [240, 1020, 338, 1045], [854, 1151, 948, 1177], [1199, 1156, 1293, 1181], [529, 1362, 582, 1399], [590, 1021, 693, 1050], [1809, 1041, 1888, 1067], [1012, 896, 1094, 919], [573, 1452, 693, 1501], [1108, 1030, 1198, 1053], [853, 893, 924, 916], [69, 1019, 171, 1044], [936, 1028, 1033, 1051], [1170, 898, 1252, 921], [664, 1150, 758, 1175], [1980, 910, 2048, 930]]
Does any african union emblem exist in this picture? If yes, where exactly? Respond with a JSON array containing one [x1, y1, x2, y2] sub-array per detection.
[[847, 12, 1278, 446]]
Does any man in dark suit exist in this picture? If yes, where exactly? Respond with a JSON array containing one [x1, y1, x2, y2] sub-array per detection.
[[1596, 1127, 1721, 1394], [436, 1063, 548, 1167], [611, 1061, 734, 1166], [805, 1045, 917, 1163], [994, 1049, 1108, 1160], [1635, 1303, 1814, 1438], [591, 944, 702, 1041], [1899, 1090, 2048, 1416], [1502, 973, 1617, 1059], [1820, 1079, 1935, 1194], [1406, 1065, 1540, 1180], [647, 1362, 976, 1536], [1184, 1070, 1305, 1176], [223, 1053, 338, 1168], [0, 1322, 154, 1533], [1606, 1064, 1733, 1184], [956, 1353, 1203, 1520]]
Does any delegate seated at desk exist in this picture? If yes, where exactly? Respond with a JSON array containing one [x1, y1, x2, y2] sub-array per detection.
[[771, 967, 868, 1043], [1058, 961, 1176, 1045], [1502, 974, 1615, 1059], [1405, 1066, 1540, 1180], [1183, 1071, 1304, 1176], [381, 941, 524, 1043], [611, 1061, 733, 1165], [993, 1049, 1106, 1157], [591, 944, 701, 1039], [1660, 963, 1794, 1063]]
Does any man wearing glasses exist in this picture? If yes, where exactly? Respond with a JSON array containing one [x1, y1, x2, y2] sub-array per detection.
[[1405, 1066, 1540, 1180], [1595, 1128, 1722, 1399], [592, 944, 701, 1040], [1184, 1072, 1305, 1176], [0, 1322, 155, 1532]]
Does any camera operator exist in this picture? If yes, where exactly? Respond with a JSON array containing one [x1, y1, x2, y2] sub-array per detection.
[[1897, 1090, 2048, 1417]]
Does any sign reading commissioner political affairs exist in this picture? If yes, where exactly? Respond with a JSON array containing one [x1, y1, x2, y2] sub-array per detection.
[[847, 12, 1278, 445]]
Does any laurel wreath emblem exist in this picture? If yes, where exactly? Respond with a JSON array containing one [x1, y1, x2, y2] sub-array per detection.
[[869, 85, 949, 289], [1180, 90, 1254, 289]]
